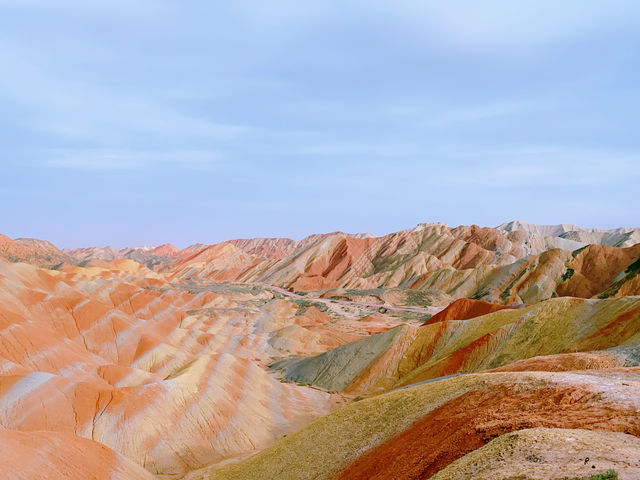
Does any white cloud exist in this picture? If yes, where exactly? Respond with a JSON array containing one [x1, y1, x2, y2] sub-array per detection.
[[0, 0, 166, 14], [0, 37, 249, 145], [371, 0, 640, 52], [41, 149, 225, 171]]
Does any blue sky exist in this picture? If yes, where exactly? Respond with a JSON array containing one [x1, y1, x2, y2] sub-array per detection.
[[1, 1, 639, 247]]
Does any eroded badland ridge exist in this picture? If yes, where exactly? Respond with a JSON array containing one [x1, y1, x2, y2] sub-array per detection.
[[1, 221, 639, 479]]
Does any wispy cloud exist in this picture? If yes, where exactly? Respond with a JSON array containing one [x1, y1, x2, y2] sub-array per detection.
[[0, 0, 639, 245], [293, 142, 421, 157], [377, 0, 640, 53], [440, 147, 640, 186], [41, 149, 225, 171], [0, 0, 166, 14], [0, 38, 249, 146], [419, 102, 540, 128]]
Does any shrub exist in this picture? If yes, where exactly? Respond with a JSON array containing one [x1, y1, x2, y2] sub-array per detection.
[[561, 268, 575, 281], [589, 470, 618, 480]]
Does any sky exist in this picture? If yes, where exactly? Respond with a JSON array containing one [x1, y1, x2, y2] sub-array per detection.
[[1, 1, 639, 248]]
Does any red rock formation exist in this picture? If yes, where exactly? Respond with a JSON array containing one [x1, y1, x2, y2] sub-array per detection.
[[228, 237, 297, 259], [0, 234, 71, 267], [424, 298, 515, 324], [0, 259, 348, 477], [165, 225, 640, 302], [149, 243, 181, 257], [334, 377, 640, 480], [64, 245, 123, 261], [557, 243, 640, 298], [170, 242, 263, 282], [0, 429, 155, 480], [487, 351, 624, 372]]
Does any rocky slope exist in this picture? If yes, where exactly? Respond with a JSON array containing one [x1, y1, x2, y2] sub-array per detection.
[[424, 297, 517, 324], [227, 237, 297, 259], [50, 221, 640, 304], [0, 429, 156, 480], [2, 221, 640, 479], [0, 257, 426, 478], [0, 260, 361, 477], [269, 295, 640, 396], [498, 220, 640, 248], [165, 223, 640, 304], [203, 369, 640, 480], [65, 243, 186, 270], [0, 234, 72, 268], [430, 427, 639, 480]]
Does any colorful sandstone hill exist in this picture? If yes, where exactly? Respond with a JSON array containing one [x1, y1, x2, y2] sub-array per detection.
[[0, 220, 639, 479]]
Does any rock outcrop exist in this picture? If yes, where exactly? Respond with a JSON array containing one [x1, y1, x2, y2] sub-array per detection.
[[205, 369, 640, 480]]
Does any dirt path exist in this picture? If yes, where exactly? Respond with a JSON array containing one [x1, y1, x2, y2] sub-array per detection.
[[267, 285, 442, 316]]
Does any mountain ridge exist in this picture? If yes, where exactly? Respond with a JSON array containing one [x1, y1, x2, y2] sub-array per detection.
[[1, 219, 640, 479]]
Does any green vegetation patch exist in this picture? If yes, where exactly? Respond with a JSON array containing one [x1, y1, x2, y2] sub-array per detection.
[[487, 353, 511, 369], [500, 266, 529, 302], [314, 302, 328, 313], [561, 268, 575, 282], [597, 256, 640, 299], [571, 245, 588, 258], [590, 469, 618, 480], [344, 287, 387, 297], [405, 289, 430, 306], [293, 299, 310, 314], [470, 287, 490, 300], [625, 257, 640, 275], [565, 470, 619, 480]]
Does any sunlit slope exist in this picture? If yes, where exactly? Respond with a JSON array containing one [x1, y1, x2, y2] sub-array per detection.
[[498, 220, 640, 247], [424, 297, 516, 323], [0, 259, 360, 478], [0, 233, 72, 267], [5, 223, 640, 303], [431, 427, 640, 480], [270, 295, 640, 395], [0, 429, 156, 480], [166, 226, 640, 304], [396, 295, 640, 387], [202, 369, 640, 480]]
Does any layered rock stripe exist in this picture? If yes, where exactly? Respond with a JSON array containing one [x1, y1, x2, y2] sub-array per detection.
[[1, 220, 640, 479], [0, 259, 366, 477]]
